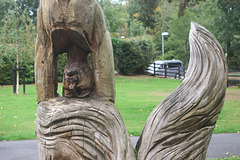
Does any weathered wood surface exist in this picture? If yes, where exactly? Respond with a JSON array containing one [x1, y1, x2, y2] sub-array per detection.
[[35, 1, 125, 159], [136, 22, 228, 160], [36, 97, 136, 160], [63, 45, 94, 98], [35, 0, 115, 103], [35, 1, 228, 158]]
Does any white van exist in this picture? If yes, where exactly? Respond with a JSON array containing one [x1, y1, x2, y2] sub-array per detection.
[[147, 60, 185, 79]]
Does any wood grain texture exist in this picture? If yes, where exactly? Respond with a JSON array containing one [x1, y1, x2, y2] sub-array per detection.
[[36, 97, 136, 160], [136, 22, 228, 160], [62, 45, 94, 98], [35, 2, 228, 159], [35, 0, 115, 103]]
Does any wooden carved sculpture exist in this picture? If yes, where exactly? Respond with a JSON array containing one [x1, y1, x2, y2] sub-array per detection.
[[35, 0, 227, 159], [35, 0, 135, 159], [35, 0, 116, 103], [136, 22, 228, 160]]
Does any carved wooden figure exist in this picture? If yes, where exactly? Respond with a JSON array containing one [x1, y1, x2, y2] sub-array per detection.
[[136, 22, 228, 160], [35, 0, 115, 103], [35, 0, 227, 159], [35, 0, 135, 159], [63, 45, 93, 98]]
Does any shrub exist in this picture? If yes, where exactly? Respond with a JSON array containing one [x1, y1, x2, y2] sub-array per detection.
[[112, 37, 154, 75], [0, 58, 34, 85], [0, 64, 13, 85]]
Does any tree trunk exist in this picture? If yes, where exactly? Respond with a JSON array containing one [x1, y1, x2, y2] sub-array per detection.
[[16, 47, 19, 94]]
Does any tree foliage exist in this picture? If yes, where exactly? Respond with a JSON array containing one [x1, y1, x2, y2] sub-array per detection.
[[98, 0, 129, 38], [128, 0, 160, 29], [177, 0, 206, 17], [0, 0, 39, 26], [0, 0, 15, 27], [216, 0, 240, 69], [0, 7, 36, 84], [164, 0, 222, 67], [128, 19, 145, 37], [15, 0, 39, 23], [112, 37, 154, 74], [0, 0, 240, 85], [126, 0, 240, 69]]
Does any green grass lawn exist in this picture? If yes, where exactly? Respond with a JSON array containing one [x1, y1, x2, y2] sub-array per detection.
[[115, 76, 183, 136], [0, 75, 240, 140], [229, 73, 240, 76], [210, 156, 240, 160], [0, 84, 37, 140]]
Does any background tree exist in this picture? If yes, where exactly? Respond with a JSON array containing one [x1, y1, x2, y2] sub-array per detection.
[[0, 0, 39, 26], [128, 19, 145, 37], [0, 0, 15, 27], [164, 0, 222, 67], [216, 0, 240, 69], [0, 7, 36, 85], [99, 0, 129, 38], [15, 0, 39, 24], [128, 0, 160, 29], [177, 0, 206, 17]]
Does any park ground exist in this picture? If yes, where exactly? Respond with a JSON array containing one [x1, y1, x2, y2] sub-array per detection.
[[0, 75, 239, 140], [0, 75, 239, 159]]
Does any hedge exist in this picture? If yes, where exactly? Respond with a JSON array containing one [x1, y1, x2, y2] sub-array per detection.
[[0, 61, 34, 85], [112, 37, 153, 75], [0, 37, 154, 85]]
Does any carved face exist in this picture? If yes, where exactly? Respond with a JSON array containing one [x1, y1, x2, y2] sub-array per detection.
[[63, 45, 93, 98]]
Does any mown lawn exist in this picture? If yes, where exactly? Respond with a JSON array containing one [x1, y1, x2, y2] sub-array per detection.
[[0, 75, 239, 140], [115, 76, 183, 136], [210, 156, 240, 160], [0, 84, 37, 140]]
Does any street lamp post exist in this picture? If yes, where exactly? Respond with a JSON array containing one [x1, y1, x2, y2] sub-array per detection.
[[161, 32, 169, 61]]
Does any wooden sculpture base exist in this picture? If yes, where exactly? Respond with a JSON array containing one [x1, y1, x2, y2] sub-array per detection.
[[35, 97, 135, 160]]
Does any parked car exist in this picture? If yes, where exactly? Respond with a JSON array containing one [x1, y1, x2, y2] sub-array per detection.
[[147, 60, 185, 79]]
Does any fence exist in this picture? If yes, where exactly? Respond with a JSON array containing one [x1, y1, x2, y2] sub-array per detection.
[[148, 63, 185, 79], [228, 72, 240, 88]]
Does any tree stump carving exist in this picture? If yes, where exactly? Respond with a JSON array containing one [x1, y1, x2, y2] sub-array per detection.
[[35, 0, 135, 159], [136, 22, 228, 160], [35, 0, 115, 103], [35, 0, 227, 159], [36, 97, 135, 160]]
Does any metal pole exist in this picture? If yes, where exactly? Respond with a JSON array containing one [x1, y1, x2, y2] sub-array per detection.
[[164, 64, 167, 78], [12, 69, 16, 94], [23, 69, 25, 94], [161, 32, 169, 62], [154, 63, 155, 76], [178, 66, 180, 79], [162, 35, 164, 61]]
